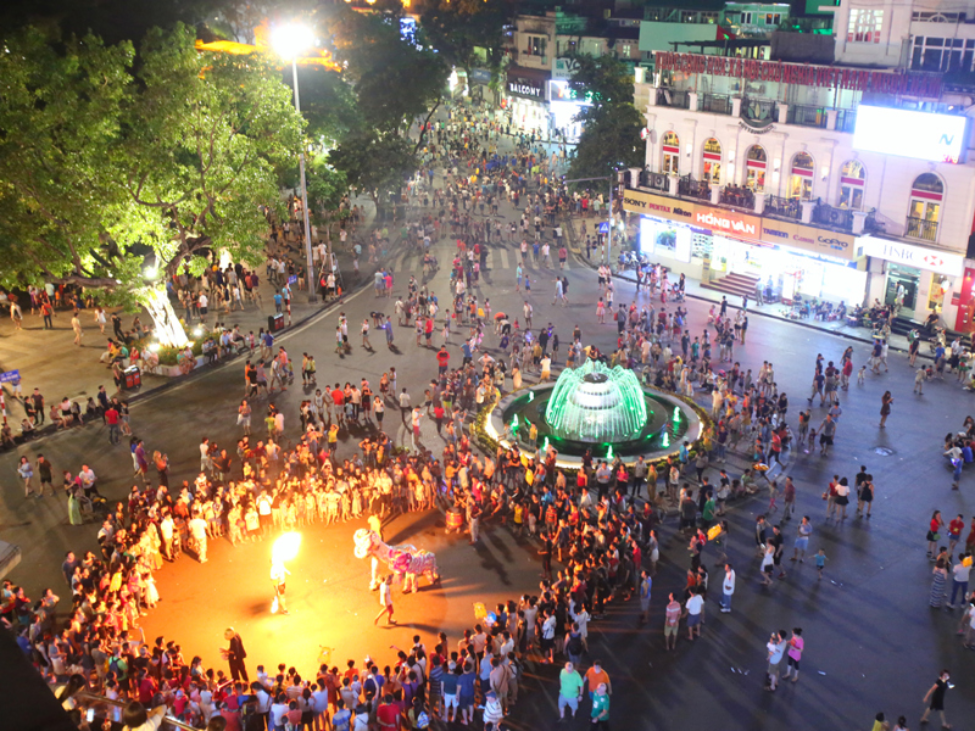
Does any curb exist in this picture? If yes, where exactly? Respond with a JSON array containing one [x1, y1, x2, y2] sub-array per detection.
[[2, 238, 412, 447]]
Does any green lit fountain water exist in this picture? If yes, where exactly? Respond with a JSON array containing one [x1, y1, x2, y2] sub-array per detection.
[[485, 358, 706, 466]]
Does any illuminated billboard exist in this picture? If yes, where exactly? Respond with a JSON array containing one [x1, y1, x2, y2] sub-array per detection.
[[853, 106, 968, 164]]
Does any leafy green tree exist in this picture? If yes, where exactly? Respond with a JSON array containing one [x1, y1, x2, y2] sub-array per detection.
[[324, 7, 446, 216], [0, 24, 304, 345], [327, 131, 416, 217], [420, 0, 514, 81], [567, 54, 644, 181], [329, 8, 448, 135]]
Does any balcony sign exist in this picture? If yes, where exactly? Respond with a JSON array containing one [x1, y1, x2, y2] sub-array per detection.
[[654, 51, 943, 99], [859, 236, 963, 276], [853, 106, 968, 164], [507, 78, 543, 99]]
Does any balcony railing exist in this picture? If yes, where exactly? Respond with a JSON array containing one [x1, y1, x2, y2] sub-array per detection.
[[906, 216, 939, 242], [836, 109, 857, 133], [656, 88, 691, 109], [699, 93, 732, 115], [765, 195, 802, 220], [787, 104, 828, 128], [720, 185, 756, 210], [811, 203, 881, 233], [678, 174, 712, 201]]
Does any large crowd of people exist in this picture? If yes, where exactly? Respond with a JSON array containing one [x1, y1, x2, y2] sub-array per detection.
[[5, 95, 972, 731]]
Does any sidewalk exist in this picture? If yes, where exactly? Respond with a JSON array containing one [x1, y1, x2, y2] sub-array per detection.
[[0, 196, 388, 426], [561, 215, 925, 358]]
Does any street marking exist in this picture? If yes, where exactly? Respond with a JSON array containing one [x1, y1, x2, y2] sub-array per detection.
[[498, 248, 510, 270]]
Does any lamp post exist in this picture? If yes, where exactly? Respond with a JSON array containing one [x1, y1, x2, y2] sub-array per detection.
[[272, 24, 317, 301]]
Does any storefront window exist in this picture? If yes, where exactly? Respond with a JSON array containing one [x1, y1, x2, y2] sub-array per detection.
[[662, 131, 680, 175], [884, 263, 920, 313], [907, 173, 942, 242], [702, 138, 721, 184], [928, 273, 952, 310], [838, 160, 865, 210], [789, 152, 814, 200], [745, 145, 766, 192]]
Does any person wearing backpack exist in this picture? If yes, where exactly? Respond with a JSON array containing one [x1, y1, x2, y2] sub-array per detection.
[[565, 623, 584, 667]]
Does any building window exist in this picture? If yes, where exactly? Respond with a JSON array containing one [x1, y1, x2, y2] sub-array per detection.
[[745, 145, 767, 192], [703, 138, 722, 185], [621, 44, 632, 57], [740, 11, 753, 24], [525, 36, 547, 57], [907, 173, 943, 242], [911, 36, 970, 71], [700, 12, 718, 23], [838, 160, 866, 210], [789, 152, 814, 200], [764, 13, 781, 26], [662, 131, 680, 175], [848, 9, 884, 44]]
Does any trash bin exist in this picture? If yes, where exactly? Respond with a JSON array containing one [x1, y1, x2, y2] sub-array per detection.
[[123, 366, 141, 389], [268, 313, 285, 332]]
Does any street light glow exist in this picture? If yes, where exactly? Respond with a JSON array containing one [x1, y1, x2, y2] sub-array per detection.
[[271, 24, 314, 60]]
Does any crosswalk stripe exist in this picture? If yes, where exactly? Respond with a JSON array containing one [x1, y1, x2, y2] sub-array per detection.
[[498, 248, 510, 270]]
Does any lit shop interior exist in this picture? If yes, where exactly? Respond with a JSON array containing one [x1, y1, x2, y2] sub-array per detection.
[[638, 215, 866, 304]]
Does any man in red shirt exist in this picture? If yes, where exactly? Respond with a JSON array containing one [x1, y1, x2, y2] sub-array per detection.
[[331, 383, 345, 424], [377, 694, 400, 731], [436, 346, 450, 375], [104, 403, 120, 445]]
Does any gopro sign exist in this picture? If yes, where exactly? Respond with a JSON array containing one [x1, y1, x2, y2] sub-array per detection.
[[853, 105, 969, 164]]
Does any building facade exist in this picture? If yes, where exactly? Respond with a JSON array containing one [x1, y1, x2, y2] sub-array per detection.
[[504, 10, 641, 140], [626, 3, 975, 329]]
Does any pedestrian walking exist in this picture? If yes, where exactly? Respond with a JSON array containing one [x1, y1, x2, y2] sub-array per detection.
[[880, 390, 893, 428], [782, 628, 803, 683], [764, 630, 787, 692], [720, 563, 735, 613], [374, 574, 395, 625], [918, 669, 952, 728]]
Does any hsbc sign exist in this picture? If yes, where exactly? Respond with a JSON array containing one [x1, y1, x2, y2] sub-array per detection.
[[860, 236, 963, 276]]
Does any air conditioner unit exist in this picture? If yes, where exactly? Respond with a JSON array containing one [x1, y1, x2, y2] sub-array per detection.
[[650, 173, 668, 189]]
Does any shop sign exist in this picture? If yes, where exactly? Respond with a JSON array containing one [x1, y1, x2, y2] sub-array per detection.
[[621, 189, 759, 236], [469, 68, 492, 84], [654, 51, 943, 99], [859, 236, 964, 276], [622, 188, 860, 260], [553, 56, 580, 80], [760, 221, 858, 260], [507, 78, 543, 99]]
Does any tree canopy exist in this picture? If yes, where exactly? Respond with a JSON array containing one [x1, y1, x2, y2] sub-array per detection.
[[419, 0, 515, 79], [0, 24, 304, 301], [567, 54, 644, 181]]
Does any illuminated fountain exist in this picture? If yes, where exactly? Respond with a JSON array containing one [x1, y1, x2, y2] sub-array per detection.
[[546, 359, 647, 442], [484, 358, 707, 467]]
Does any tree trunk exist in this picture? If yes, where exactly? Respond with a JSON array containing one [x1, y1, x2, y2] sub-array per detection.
[[139, 285, 189, 348]]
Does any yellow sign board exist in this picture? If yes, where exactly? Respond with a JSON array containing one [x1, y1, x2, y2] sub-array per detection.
[[622, 188, 859, 260]]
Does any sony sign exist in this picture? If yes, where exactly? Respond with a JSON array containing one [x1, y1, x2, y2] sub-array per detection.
[[853, 105, 969, 164]]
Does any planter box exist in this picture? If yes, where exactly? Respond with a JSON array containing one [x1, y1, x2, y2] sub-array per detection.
[[148, 356, 205, 378]]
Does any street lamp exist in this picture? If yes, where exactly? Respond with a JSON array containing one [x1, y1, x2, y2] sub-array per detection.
[[272, 23, 317, 301]]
